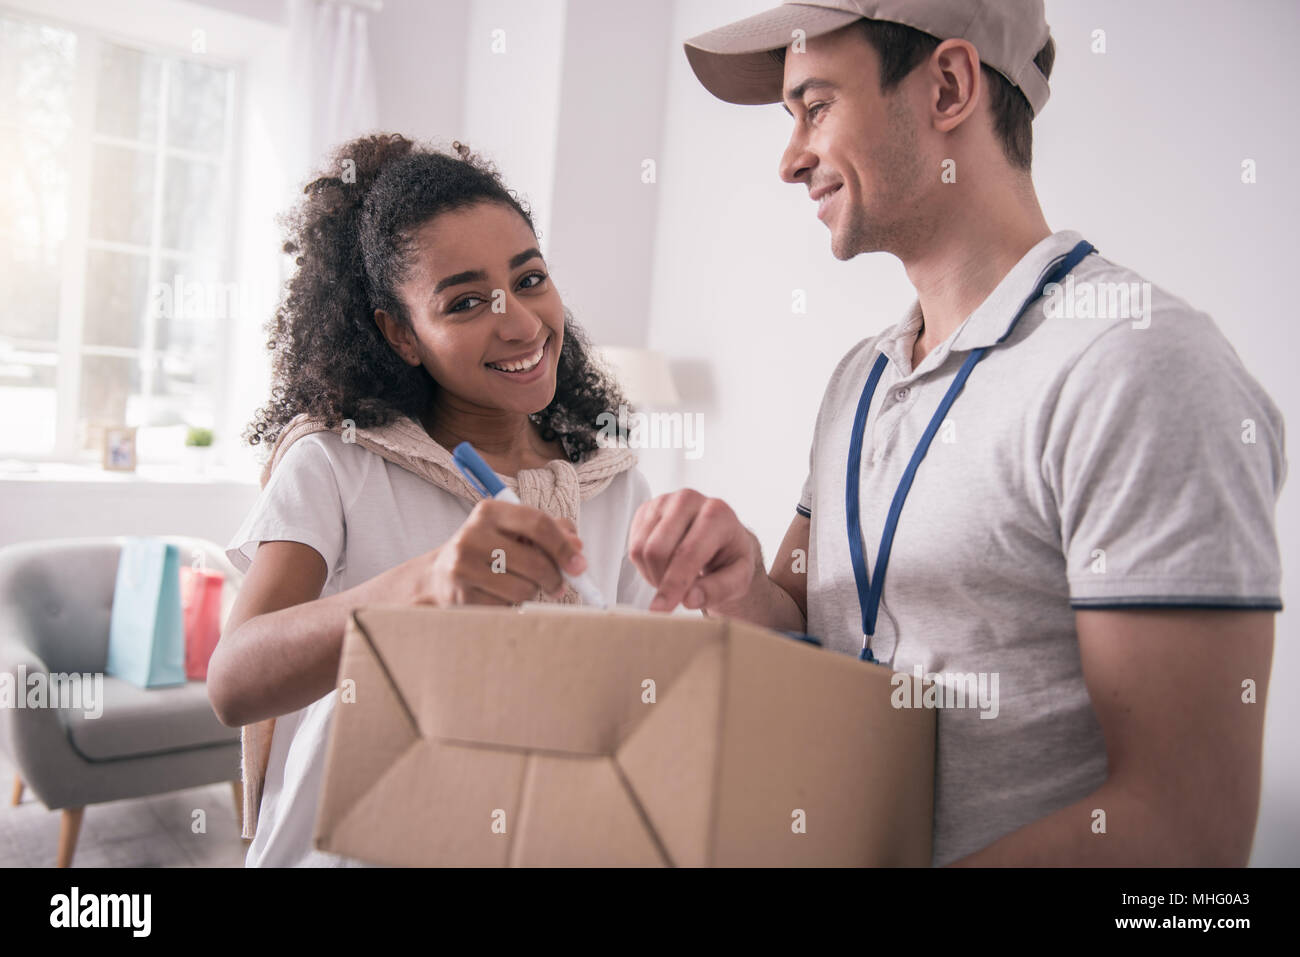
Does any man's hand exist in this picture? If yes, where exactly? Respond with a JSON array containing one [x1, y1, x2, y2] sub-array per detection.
[[627, 489, 760, 613]]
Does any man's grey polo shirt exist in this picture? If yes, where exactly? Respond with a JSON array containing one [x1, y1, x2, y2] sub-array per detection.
[[797, 229, 1286, 866]]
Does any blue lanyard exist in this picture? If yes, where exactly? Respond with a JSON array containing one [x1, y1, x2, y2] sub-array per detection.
[[846, 240, 1096, 663]]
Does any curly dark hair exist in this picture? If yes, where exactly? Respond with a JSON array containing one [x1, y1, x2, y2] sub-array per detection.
[[244, 133, 627, 463]]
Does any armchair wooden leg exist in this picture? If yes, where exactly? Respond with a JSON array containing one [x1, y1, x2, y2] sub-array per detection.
[[56, 808, 84, 868], [230, 780, 244, 837], [11, 775, 22, 807]]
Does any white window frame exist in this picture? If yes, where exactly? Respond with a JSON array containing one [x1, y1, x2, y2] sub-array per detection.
[[1, 0, 252, 464]]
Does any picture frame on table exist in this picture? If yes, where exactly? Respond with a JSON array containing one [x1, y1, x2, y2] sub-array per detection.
[[102, 426, 138, 472]]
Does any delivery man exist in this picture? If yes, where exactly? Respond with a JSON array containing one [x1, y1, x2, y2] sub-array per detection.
[[626, 0, 1286, 866]]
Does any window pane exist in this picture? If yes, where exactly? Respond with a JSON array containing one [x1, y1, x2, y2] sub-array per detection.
[[156, 348, 217, 430], [2, 120, 71, 249], [167, 58, 228, 154], [82, 249, 150, 348], [0, 16, 77, 130], [0, 346, 57, 454], [0, 15, 75, 346], [88, 143, 155, 245], [155, 256, 227, 353], [0, 245, 61, 342], [95, 43, 162, 142], [161, 156, 224, 256], [78, 353, 144, 437]]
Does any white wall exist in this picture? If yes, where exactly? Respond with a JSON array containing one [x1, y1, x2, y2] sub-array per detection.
[[0, 476, 259, 548], [369, 0, 468, 144], [546, 0, 673, 349], [460, 0, 566, 244], [646, 0, 1299, 864]]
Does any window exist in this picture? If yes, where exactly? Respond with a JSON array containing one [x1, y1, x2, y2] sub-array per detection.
[[0, 11, 237, 461]]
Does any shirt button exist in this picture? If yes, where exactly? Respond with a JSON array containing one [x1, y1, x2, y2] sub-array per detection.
[[895, 387, 910, 401]]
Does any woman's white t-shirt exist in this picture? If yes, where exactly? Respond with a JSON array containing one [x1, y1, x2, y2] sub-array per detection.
[[225, 430, 658, 867]]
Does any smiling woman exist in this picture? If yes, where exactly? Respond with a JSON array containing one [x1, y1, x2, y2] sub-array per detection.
[[247, 133, 623, 467], [372, 201, 575, 472], [209, 133, 660, 867]]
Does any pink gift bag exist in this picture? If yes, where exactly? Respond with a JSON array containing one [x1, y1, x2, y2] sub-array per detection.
[[179, 566, 224, 680]]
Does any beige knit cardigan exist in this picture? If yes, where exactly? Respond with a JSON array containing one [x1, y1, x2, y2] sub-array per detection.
[[238, 411, 637, 839]]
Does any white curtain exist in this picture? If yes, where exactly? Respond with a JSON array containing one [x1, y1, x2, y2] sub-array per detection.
[[287, 0, 380, 170]]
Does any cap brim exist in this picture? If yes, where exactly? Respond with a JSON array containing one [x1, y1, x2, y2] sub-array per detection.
[[684, 3, 864, 105]]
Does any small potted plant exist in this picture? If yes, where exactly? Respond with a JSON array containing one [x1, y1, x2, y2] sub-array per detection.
[[185, 426, 214, 475]]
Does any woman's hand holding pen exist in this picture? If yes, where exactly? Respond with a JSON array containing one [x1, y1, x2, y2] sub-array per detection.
[[394, 499, 588, 607]]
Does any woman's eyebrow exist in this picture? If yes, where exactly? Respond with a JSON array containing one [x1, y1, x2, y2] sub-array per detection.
[[432, 247, 545, 294], [509, 247, 544, 269]]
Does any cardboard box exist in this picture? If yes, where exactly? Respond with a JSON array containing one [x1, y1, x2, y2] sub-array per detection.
[[314, 604, 935, 866]]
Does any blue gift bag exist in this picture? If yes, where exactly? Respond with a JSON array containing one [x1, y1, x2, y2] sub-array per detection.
[[107, 538, 188, 688]]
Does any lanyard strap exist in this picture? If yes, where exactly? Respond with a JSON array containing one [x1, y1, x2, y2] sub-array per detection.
[[846, 240, 1096, 662]]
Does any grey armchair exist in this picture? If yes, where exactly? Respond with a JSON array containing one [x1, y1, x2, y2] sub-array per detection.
[[0, 536, 244, 866]]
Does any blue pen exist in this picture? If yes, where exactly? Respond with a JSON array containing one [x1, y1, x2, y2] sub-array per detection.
[[451, 441, 608, 608]]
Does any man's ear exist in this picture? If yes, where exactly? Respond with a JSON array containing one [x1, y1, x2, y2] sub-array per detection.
[[374, 309, 420, 366], [926, 38, 982, 133]]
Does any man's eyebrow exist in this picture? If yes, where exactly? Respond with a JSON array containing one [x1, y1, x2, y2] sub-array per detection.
[[782, 77, 836, 117], [432, 247, 544, 294]]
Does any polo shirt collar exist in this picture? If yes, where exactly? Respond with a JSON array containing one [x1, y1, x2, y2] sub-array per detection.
[[875, 229, 1087, 367]]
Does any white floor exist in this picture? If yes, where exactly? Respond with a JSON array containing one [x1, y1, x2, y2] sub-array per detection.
[[0, 746, 247, 868]]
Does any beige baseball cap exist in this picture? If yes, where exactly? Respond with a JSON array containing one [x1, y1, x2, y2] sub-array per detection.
[[684, 0, 1053, 115]]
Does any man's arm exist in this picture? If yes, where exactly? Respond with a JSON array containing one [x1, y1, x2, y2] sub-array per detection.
[[950, 608, 1274, 866]]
